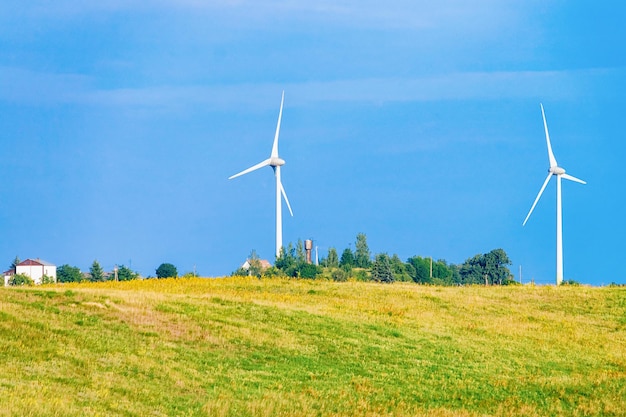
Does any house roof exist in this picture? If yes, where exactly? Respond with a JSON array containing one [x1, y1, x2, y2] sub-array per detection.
[[241, 259, 272, 270], [17, 258, 56, 267]]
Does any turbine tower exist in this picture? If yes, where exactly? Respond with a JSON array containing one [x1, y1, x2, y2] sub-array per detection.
[[229, 91, 293, 258], [523, 104, 586, 285]]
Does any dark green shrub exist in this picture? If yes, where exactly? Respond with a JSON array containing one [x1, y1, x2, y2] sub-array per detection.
[[298, 263, 320, 279], [9, 274, 34, 286], [41, 275, 56, 284], [331, 268, 348, 282]]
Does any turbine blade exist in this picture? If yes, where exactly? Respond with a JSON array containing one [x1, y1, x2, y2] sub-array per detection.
[[523, 172, 553, 226], [541, 104, 558, 168], [228, 158, 271, 180], [280, 180, 293, 216], [271, 91, 285, 159], [561, 173, 587, 185]]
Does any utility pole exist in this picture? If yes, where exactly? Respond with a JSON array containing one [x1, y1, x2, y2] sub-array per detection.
[[519, 265, 523, 284]]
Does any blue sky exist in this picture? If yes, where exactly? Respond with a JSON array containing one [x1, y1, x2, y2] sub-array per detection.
[[1, 1, 624, 285]]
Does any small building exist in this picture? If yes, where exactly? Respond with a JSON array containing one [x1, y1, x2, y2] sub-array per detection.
[[2, 269, 13, 286], [240, 259, 272, 272], [3, 258, 57, 286]]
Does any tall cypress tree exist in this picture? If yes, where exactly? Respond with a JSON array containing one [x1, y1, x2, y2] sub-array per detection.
[[326, 247, 339, 267], [355, 233, 371, 268]]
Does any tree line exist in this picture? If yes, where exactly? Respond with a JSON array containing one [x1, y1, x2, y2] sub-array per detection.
[[55, 261, 188, 283], [56, 261, 142, 283], [234, 233, 517, 285], [5, 233, 516, 286], [6, 258, 185, 286]]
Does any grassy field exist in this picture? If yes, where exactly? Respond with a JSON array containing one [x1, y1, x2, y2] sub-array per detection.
[[0, 277, 625, 416]]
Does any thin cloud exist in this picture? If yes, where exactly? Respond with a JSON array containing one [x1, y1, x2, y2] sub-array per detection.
[[3, 0, 531, 32], [0, 66, 91, 105], [2, 66, 618, 109], [290, 71, 568, 103]]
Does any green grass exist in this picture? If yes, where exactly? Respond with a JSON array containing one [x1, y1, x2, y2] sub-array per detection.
[[1, 277, 625, 416]]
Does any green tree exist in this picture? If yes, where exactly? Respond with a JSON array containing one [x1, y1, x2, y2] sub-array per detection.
[[354, 269, 370, 281], [9, 256, 20, 270], [339, 248, 355, 269], [117, 265, 139, 281], [407, 256, 431, 283], [9, 273, 33, 286], [297, 263, 321, 279], [296, 239, 306, 264], [261, 266, 285, 278], [57, 264, 83, 283], [431, 259, 454, 285], [449, 264, 461, 285], [231, 266, 248, 276], [275, 241, 323, 279], [275, 244, 296, 272], [156, 263, 178, 278], [41, 275, 55, 284], [89, 260, 105, 282], [459, 249, 513, 285], [390, 254, 412, 282], [404, 261, 416, 282], [458, 254, 484, 285], [483, 249, 513, 285], [326, 247, 339, 268], [246, 250, 263, 277], [354, 233, 371, 268], [371, 253, 394, 283]]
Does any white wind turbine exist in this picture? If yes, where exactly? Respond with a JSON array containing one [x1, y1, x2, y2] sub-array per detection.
[[523, 104, 586, 285], [229, 91, 293, 259]]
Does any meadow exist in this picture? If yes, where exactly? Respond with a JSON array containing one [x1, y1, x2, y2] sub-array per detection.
[[0, 277, 625, 416]]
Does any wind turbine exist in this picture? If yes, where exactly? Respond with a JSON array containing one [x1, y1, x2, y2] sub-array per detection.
[[229, 91, 293, 259], [523, 104, 586, 285]]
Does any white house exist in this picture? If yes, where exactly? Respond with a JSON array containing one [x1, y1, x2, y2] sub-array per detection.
[[240, 259, 272, 273], [3, 258, 57, 286]]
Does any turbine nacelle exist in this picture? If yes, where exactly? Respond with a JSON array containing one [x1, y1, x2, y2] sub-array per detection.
[[270, 157, 285, 167], [550, 166, 566, 175]]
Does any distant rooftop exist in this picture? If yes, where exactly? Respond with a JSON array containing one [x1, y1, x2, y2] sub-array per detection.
[[18, 258, 56, 267]]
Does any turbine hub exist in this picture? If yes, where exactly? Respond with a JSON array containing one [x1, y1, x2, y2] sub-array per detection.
[[269, 157, 285, 167], [550, 166, 566, 175]]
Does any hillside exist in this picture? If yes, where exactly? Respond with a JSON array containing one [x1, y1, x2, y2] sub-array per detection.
[[1, 278, 625, 416]]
